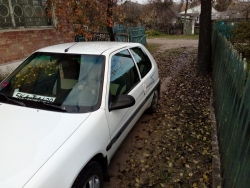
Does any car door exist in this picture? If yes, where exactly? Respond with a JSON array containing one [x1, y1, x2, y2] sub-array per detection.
[[105, 48, 145, 159], [129, 46, 155, 100]]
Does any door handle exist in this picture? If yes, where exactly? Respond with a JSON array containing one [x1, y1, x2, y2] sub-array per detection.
[[143, 84, 147, 92]]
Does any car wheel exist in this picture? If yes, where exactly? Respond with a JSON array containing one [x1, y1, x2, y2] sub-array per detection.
[[72, 161, 103, 188], [147, 90, 158, 114]]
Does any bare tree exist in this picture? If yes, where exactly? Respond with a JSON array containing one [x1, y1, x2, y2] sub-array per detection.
[[107, 0, 115, 41], [120, 1, 143, 25], [47, 0, 124, 41], [144, 0, 175, 30], [214, 0, 232, 11]]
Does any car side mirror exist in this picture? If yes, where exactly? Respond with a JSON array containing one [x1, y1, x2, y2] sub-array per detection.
[[109, 95, 135, 111]]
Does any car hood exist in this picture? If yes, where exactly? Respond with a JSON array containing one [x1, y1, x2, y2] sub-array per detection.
[[0, 103, 90, 188]]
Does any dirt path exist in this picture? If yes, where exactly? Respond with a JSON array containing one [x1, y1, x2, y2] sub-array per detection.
[[147, 38, 198, 52], [103, 38, 211, 188]]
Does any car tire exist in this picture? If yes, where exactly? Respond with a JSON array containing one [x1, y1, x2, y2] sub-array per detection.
[[72, 161, 103, 188], [147, 90, 158, 114]]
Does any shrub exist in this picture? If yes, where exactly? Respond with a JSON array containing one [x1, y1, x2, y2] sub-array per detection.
[[230, 22, 250, 55], [145, 29, 163, 37]]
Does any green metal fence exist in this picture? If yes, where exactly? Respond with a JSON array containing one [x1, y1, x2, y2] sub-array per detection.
[[212, 26, 250, 187], [213, 21, 234, 39]]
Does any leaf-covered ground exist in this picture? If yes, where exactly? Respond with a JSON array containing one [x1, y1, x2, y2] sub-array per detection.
[[105, 47, 212, 188]]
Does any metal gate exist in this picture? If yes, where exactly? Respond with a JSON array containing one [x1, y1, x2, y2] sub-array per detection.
[[114, 24, 129, 42], [75, 25, 147, 45], [129, 27, 146, 45], [113, 24, 146, 45]]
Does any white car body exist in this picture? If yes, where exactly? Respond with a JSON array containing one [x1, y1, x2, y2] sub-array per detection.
[[0, 42, 160, 188]]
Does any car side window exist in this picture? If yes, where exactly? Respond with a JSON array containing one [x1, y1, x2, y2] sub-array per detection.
[[110, 49, 140, 102], [130, 47, 152, 78]]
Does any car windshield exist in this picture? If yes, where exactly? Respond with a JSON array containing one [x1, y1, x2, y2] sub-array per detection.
[[0, 52, 105, 113]]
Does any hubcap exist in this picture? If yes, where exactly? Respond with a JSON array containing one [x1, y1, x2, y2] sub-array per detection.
[[83, 175, 100, 188]]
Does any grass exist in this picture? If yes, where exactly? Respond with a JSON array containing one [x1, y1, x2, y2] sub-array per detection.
[[147, 34, 199, 40]]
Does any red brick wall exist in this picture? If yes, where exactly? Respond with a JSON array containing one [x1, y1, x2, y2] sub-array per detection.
[[0, 28, 72, 65]]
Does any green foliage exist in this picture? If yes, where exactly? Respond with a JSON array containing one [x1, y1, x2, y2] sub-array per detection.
[[230, 22, 250, 55], [145, 29, 164, 37]]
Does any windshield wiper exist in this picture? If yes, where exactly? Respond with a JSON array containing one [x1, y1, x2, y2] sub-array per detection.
[[42, 102, 67, 112], [0, 93, 26, 107]]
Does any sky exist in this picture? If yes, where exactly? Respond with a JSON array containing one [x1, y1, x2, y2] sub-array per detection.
[[131, 0, 148, 4]]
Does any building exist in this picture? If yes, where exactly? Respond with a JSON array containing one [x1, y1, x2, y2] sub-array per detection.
[[179, 4, 229, 34], [0, 0, 71, 75]]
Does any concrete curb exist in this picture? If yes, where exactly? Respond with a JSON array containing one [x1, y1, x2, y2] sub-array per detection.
[[210, 91, 222, 188]]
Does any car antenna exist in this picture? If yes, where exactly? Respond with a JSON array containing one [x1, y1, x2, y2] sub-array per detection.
[[64, 42, 78, 52]]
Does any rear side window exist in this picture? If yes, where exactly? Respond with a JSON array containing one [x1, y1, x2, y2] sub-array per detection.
[[110, 49, 140, 101], [130, 47, 152, 78]]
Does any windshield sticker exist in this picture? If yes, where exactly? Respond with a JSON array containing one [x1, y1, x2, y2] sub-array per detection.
[[13, 89, 56, 103], [0, 82, 9, 88]]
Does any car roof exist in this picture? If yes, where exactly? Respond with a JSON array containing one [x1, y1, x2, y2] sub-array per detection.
[[37, 42, 140, 55]]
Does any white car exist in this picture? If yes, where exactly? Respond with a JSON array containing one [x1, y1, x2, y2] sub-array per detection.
[[0, 42, 160, 188]]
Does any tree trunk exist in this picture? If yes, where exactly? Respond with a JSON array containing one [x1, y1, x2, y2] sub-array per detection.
[[107, 0, 115, 41], [107, 26, 115, 41], [197, 0, 212, 75]]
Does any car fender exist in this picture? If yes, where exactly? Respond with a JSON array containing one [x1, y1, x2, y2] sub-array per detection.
[[24, 109, 110, 188]]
